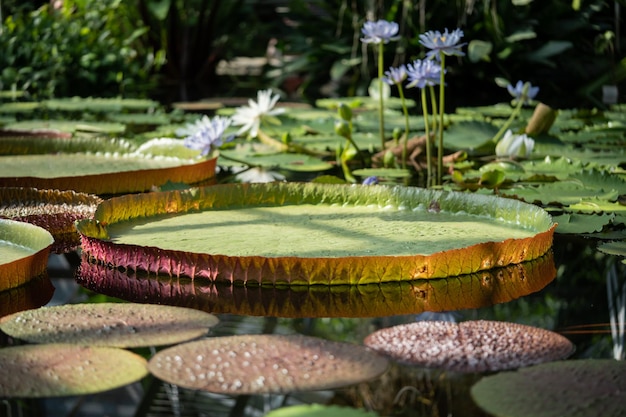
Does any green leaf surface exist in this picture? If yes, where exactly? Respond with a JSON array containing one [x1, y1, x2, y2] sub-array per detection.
[[0, 344, 147, 398], [471, 359, 626, 417]]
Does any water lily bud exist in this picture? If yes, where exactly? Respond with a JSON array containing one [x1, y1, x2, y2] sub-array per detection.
[[282, 132, 292, 145], [525, 103, 557, 135], [334, 119, 351, 139], [495, 130, 535, 159], [392, 127, 402, 142], [383, 149, 396, 168], [337, 103, 353, 121]]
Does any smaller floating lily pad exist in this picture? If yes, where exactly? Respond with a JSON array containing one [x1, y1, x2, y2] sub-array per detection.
[[148, 334, 389, 394], [0, 303, 219, 347], [0, 344, 148, 398], [364, 320, 574, 373], [470, 359, 626, 417]]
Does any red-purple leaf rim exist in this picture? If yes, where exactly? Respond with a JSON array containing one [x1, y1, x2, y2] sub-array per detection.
[[76, 252, 556, 318], [76, 182, 556, 285]]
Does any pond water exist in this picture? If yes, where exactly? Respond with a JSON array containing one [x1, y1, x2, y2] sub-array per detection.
[[1, 233, 623, 417]]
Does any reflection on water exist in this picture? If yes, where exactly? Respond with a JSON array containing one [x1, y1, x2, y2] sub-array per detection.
[[75, 252, 556, 318], [0, 273, 54, 318]]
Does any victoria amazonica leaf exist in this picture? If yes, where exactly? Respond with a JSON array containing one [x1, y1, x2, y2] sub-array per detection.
[[0, 219, 53, 291], [77, 183, 555, 285]]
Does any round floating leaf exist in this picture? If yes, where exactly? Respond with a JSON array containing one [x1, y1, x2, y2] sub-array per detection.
[[0, 187, 101, 253], [148, 334, 389, 394], [76, 253, 556, 318], [470, 359, 626, 417], [265, 404, 381, 417], [0, 219, 54, 291], [42, 97, 158, 112], [0, 135, 217, 194], [0, 344, 148, 398], [77, 183, 555, 285], [597, 240, 626, 257], [0, 303, 219, 347], [364, 320, 574, 373]]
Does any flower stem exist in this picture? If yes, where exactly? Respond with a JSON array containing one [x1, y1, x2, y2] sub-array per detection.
[[437, 53, 446, 186], [421, 88, 432, 187], [491, 99, 524, 144], [378, 44, 385, 150], [398, 83, 410, 170]]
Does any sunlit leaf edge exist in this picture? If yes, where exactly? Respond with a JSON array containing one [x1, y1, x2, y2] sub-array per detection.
[[0, 219, 54, 291]]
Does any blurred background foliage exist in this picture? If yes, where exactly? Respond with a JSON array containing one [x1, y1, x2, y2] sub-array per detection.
[[0, 0, 624, 108]]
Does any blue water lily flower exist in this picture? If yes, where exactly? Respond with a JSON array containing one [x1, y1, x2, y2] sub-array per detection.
[[507, 80, 539, 104], [362, 176, 379, 185], [382, 65, 407, 85], [419, 28, 466, 60], [177, 115, 233, 156], [405, 59, 443, 89], [361, 19, 400, 44]]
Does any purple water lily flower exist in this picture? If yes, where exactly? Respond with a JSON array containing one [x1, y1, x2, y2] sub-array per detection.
[[405, 59, 443, 89], [382, 65, 408, 85], [507, 81, 540, 104], [419, 28, 466, 60], [362, 176, 379, 185], [361, 19, 400, 44], [177, 115, 233, 156]]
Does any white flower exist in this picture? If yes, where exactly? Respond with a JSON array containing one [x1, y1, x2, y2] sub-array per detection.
[[176, 115, 233, 156], [495, 129, 535, 159], [233, 166, 286, 183], [231, 89, 285, 138]]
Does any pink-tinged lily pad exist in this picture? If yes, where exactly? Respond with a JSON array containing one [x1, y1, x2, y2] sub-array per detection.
[[148, 334, 389, 394], [76, 183, 556, 285], [364, 320, 574, 373], [0, 136, 217, 194], [470, 359, 626, 417], [0, 187, 102, 253], [76, 253, 556, 318], [0, 302, 219, 347], [0, 344, 148, 398], [0, 219, 54, 292]]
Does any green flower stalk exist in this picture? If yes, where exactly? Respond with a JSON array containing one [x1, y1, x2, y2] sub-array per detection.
[[383, 65, 409, 169], [491, 81, 540, 144], [418, 28, 466, 186], [361, 19, 400, 150], [406, 59, 443, 188]]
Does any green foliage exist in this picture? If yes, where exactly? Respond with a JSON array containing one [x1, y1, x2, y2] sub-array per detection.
[[0, 0, 163, 99]]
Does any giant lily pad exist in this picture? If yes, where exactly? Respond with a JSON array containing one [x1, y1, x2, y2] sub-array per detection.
[[76, 252, 556, 318], [0, 302, 219, 347], [0, 219, 54, 291], [0, 187, 102, 253], [0, 136, 217, 194], [76, 183, 555, 285], [0, 344, 148, 398]]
